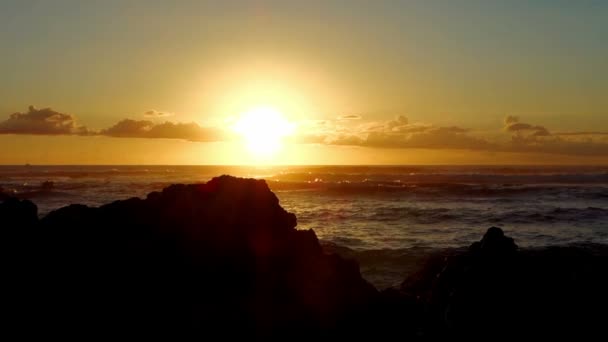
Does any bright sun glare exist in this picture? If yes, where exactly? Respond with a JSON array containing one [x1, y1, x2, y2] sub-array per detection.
[[232, 106, 295, 160]]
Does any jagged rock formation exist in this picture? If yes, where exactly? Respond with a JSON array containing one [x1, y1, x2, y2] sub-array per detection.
[[1, 176, 377, 338], [2, 177, 607, 339], [397, 227, 608, 338]]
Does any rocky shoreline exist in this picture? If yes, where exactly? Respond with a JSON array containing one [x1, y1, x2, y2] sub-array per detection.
[[2, 176, 607, 338]]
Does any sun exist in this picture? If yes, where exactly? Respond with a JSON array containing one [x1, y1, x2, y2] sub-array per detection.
[[232, 106, 295, 160]]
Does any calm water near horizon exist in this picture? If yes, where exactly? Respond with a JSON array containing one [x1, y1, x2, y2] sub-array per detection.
[[2, 165, 608, 251]]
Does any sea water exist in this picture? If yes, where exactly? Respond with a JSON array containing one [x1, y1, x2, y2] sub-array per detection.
[[2, 165, 607, 251]]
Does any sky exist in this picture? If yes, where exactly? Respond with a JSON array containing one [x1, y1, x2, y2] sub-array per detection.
[[1, 0, 607, 165]]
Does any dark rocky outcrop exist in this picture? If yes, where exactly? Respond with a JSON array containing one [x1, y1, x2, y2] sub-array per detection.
[[395, 227, 608, 338], [0, 197, 38, 228], [1, 176, 377, 338], [2, 177, 607, 339]]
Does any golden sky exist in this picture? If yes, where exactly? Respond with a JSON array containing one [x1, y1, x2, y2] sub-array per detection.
[[1, 1, 607, 164]]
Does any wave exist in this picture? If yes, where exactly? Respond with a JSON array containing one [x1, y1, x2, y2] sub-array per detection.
[[322, 205, 608, 226], [369, 207, 467, 223], [3, 167, 607, 255], [269, 172, 608, 185], [485, 206, 608, 225], [2, 165, 608, 182], [269, 180, 608, 199], [8, 179, 606, 202]]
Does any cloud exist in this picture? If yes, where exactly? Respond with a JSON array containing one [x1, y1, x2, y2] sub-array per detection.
[[143, 110, 173, 118], [507, 136, 608, 156], [387, 115, 409, 129], [350, 126, 491, 150], [554, 131, 608, 136], [338, 114, 362, 120], [0, 106, 226, 142], [297, 114, 608, 156], [503, 116, 550, 137], [301, 116, 494, 151], [0, 106, 89, 135], [294, 133, 332, 144], [100, 119, 226, 142], [502, 116, 608, 156], [3, 106, 607, 157], [504, 115, 519, 125]]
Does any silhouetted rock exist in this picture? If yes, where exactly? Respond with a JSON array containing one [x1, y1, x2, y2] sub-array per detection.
[[395, 227, 608, 338], [2, 182, 607, 339], [469, 226, 518, 256], [1, 176, 377, 338], [0, 197, 38, 228]]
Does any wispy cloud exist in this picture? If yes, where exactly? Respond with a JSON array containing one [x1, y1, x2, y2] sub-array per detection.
[[296, 114, 608, 156], [143, 110, 173, 118], [297, 115, 494, 151], [501, 116, 608, 156], [337, 114, 362, 120], [553, 131, 608, 136], [100, 119, 226, 142], [503, 116, 550, 137]]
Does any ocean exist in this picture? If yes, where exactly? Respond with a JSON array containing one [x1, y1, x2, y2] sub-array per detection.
[[2, 165, 607, 250]]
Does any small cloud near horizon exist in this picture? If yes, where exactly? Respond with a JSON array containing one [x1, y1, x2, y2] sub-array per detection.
[[338, 114, 362, 120], [143, 110, 173, 118]]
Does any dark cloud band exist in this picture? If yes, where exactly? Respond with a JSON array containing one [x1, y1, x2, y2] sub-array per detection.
[[1, 106, 607, 156], [0, 106, 225, 142], [100, 119, 225, 142]]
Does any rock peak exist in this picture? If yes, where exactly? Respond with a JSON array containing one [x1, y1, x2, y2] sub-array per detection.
[[469, 226, 518, 255]]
